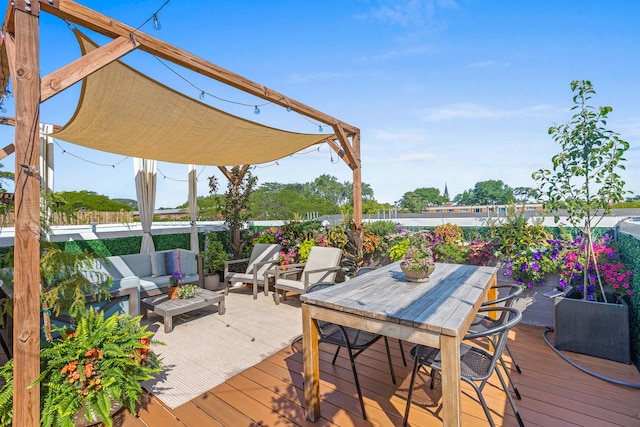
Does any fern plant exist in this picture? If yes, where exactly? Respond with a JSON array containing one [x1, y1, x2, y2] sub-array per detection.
[[0, 309, 162, 427]]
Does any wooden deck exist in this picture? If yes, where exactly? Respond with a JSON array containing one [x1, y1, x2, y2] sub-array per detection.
[[112, 323, 640, 427]]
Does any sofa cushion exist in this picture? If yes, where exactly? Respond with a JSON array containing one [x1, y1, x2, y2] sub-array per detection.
[[150, 252, 166, 277], [108, 253, 153, 278]]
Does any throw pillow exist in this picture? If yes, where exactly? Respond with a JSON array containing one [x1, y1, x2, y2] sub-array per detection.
[[150, 252, 166, 277], [165, 250, 182, 274]]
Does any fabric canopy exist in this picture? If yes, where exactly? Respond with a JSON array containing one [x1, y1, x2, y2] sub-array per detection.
[[51, 30, 331, 166]]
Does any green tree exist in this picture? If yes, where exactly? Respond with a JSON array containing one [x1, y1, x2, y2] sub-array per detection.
[[513, 187, 540, 203], [399, 187, 445, 212], [55, 191, 135, 212], [533, 80, 631, 300], [453, 180, 514, 205], [209, 166, 257, 257]]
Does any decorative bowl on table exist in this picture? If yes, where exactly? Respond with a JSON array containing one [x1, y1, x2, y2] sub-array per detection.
[[400, 262, 435, 283]]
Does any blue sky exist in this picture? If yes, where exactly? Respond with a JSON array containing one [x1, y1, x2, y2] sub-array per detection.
[[1, 0, 639, 208]]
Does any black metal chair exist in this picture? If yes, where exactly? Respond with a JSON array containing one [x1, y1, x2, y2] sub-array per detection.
[[355, 267, 407, 367], [470, 283, 523, 375], [403, 306, 524, 427], [306, 281, 396, 420]]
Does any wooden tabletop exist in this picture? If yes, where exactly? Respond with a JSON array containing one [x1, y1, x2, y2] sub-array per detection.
[[300, 262, 497, 337]]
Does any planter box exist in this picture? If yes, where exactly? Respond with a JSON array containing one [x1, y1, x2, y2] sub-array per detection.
[[553, 295, 631, 364]]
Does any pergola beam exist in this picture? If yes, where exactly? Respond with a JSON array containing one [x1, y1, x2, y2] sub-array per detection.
[[40, 34, 140, 102]]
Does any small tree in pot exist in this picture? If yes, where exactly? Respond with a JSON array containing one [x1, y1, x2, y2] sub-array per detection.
[[532, 80, 633, 363], [533, 79, 631, 301], [202, 232, 229, 290]]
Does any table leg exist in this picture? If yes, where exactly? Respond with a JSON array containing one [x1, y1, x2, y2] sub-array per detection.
[[440, 334, 462, 427], [164, 315, 173, 333], [218, 300, 226, 315], [302, 304, 320, 421]]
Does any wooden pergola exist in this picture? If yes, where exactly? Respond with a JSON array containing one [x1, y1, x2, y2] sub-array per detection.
[[0, 1, 361, 424]]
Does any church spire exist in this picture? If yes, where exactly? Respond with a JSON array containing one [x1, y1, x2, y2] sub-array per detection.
[[443, 182, 449, 202]]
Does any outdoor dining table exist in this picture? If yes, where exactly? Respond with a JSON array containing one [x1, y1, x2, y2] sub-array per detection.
[[300, 261, 498, 426]]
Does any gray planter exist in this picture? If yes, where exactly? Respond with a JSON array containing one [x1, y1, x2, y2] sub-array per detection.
[[553, 295, 631, 364]]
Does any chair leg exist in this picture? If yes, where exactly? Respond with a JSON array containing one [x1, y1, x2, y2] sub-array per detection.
[[383, 337, 396, 385], [467, 379, 497, 427], [398, 339, 407, 366], [403, 347, 422, 426], [505, 342, 522, 374], [495, 365, 525, 427], [346, 348, 367, 420], [499, 357, 521, 400], [274, 289, 280, 304], [332, 346, 341, 365]]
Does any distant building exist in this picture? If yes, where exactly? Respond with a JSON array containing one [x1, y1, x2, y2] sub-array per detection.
[[423, 203, 544, 215]]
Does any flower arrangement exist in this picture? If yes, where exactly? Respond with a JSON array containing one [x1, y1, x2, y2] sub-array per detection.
[[277, 249, 297, 265], [401, 231, 436, 272], [0, 309, 162, 427], [169, 270, 185, 287], [554, 234, 633, 301]]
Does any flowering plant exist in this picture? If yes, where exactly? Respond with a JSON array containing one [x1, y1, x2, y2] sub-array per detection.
[[277, 249, 297, 265], [401, 231, 436, 272], [169, 270, 185, 287], [554, 234, 633, 301], [503, 244, 559, 289], [0, 309, 162, 427]]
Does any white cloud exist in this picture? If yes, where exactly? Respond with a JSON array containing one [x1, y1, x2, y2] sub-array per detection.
[[364, 0, 459, 28], [419, 103, 566, 121], [370, 128, 427, 142], [357, 45, 436, 62]]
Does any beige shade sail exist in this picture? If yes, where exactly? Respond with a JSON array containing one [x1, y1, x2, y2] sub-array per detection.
[[51, 30, 332, 166]]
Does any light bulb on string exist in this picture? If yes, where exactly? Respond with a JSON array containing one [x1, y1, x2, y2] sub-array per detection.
[[318, 125, 323, 132], [254, 105, 260, 115], [152, 13, 161, 30], [199, 91, 205, 100]]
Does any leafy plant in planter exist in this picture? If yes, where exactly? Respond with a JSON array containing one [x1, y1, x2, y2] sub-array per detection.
[[533, 80, 631, 300], [202, 232, 229, 276], [0, 309, 162, 427], [532, 80, 632, 362]]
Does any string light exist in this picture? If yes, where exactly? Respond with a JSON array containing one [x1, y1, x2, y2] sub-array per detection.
[[318, 125, 323, 132], [254, 105, 260, 115], [54, 139, 129, 167], [152, 13, 161, 30]]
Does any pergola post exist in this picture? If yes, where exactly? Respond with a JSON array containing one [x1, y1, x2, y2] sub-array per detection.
[[11, 2, 42, 426]]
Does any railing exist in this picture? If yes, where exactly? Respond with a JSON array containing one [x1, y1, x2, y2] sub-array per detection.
[[0, 211, 135, 227]]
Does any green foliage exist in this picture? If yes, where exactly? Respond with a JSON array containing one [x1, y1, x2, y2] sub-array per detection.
[[388, 238, 409, 262], [533, 80, 630, 230], [202, 232, 229, 274], [488, 205, 551, 258], [617, 233, 640, 362], [0, 309, 162, 427], [297, 239, 316, 263], [209, 167, 257, 257], [177, 284, 199, 299], [399, 187, 446, 212], [367, 220, 399, 237], [54, 191, 135, 213], [453, 180, 515, 205], [0, 162, 14, 192], [434, 242, 468, 264]]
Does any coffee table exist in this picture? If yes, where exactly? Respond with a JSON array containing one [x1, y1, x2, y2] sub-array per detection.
[[141, 288, 225, 333]]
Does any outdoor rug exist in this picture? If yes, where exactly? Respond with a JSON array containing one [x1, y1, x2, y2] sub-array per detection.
[[141, 286, 303, 409]]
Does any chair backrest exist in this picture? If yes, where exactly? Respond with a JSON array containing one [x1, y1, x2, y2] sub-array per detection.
[[465, 306, 522, 371], [481, 283, 523, 324], [245, 243, 281, 275], [306, 282, 341, 338], [303, 246, 343, 284]]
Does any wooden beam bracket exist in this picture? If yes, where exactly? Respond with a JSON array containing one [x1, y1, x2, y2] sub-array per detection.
[[14, 0, 41, 16]]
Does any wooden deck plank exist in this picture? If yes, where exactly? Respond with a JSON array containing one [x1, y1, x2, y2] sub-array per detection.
[[118, 323, 640, 427]]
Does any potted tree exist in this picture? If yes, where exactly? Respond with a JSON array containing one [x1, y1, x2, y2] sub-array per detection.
[[202, 232, 229, 291], [533, 79, 633, 363]]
